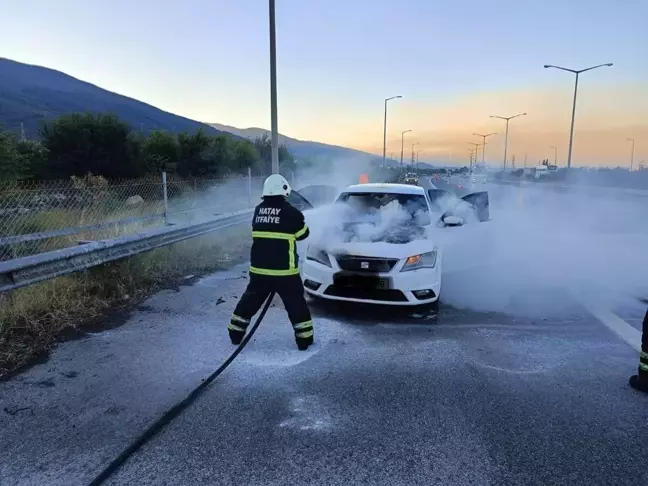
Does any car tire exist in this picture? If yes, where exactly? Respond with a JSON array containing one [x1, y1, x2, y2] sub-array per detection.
[[430, 298, 440, 312]]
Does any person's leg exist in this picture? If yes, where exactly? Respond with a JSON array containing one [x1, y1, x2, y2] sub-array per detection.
[[275, 275, 314, 350], [629, 308, 648, 393], [228, 275, 271, 345]]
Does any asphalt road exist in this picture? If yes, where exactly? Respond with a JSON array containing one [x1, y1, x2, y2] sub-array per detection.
[[1, 182, 647, 486]]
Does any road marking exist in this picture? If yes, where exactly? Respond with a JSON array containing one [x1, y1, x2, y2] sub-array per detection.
[[575, 298, 641, 353]]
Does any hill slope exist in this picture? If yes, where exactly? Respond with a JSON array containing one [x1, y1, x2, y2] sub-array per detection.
[[209, 123, 377, 161], [0, 58, 230, 139]]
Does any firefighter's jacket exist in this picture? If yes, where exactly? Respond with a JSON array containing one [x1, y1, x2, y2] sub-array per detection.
[[249, 197, 310, 276]]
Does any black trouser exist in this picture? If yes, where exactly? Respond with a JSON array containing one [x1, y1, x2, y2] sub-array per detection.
[[639, 309, 648, 379], [229, 273, 314, 345]]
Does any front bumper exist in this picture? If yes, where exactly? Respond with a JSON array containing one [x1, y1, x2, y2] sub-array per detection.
[[301, 258, 442, 306]]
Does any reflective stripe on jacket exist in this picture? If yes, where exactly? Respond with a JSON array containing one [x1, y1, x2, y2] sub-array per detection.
[[249, 196, 310, 276]]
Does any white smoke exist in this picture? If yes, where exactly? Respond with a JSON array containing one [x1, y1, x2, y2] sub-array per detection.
[[438, 183, 648, 317], [300, 171, 648, 318]]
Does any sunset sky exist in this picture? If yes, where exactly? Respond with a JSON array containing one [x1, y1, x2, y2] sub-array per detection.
[[2, 0, 646, 167]]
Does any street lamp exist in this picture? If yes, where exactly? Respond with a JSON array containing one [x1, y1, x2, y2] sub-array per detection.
[[269, 0, 279, 173], [550, 146, 558, 166], [400, 130, 412, 172], [467, 142, 482, 174], [490, 113, 527, 170], [416, 150, 424, 170], [411, 142, 419, 167], [544, 62, 613, 170], [627, 138, 635, 171], [473, 132, 497, 165], [382, 96, 403, 169]]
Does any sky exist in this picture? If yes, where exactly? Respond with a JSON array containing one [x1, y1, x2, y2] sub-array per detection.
[[2, 0, 647, 167]]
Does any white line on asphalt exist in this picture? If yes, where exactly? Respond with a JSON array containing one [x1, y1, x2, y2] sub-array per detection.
[[574, 297, 641, 353]]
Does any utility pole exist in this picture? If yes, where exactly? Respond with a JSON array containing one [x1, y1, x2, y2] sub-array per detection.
[[411, 142, 419, 171], [627, 138, 635, 171], [544, 62, 613, 170], [382, 96, 402, 169], [490, 113, 527, 170], [551, 146, 558, 166], [400, 129, 412, 173], [467, 142, 482, 175], [473, 132, 497, 165], [269, 0, 279, 174]]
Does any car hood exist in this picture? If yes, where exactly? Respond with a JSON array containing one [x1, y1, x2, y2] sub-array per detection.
[[323, 238, 437, 260]]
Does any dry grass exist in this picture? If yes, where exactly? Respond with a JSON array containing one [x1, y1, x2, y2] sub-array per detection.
[[0, 225, 251, 377]]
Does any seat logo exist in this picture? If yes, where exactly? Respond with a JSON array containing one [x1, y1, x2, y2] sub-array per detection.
[[361, 261, 369, 269]]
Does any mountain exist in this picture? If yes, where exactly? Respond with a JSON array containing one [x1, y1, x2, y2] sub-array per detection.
[[0, 57, 379, 163], [0, 57, 231, 139], [209, 123, 377, 162]]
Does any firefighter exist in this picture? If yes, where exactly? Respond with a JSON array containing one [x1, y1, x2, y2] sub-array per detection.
[[228, 174, 314, 350], [629, 307, 648, 393]]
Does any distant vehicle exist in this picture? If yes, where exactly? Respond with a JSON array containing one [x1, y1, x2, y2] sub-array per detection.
[[403, 173, 419, 185], [297, 182, 490, 308], [472, 173, 488, 184]]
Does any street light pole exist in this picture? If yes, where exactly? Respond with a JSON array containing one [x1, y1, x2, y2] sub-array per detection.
[[551, 146, 558, 165], [411, 142, 419, 169], [269, 0, 279, 174], [627, 138, 635, 171], [473, 132, 497, 165], [490, 113, 527, 170], [416, 150, 423, 170], [544, 62, 613, 170], [383, 96, 402, 169], [400, 129, 412, 173], [467, 142, 482, 175]]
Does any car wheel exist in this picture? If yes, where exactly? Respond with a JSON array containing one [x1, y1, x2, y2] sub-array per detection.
[[430, 298, 440, 312]]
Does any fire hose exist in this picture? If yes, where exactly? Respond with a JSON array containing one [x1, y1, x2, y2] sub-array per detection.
[[87, 292, 276, 485]]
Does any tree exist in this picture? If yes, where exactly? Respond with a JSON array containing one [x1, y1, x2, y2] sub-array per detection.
[[0, 129, 27, 181], [229, 140, 259, 173], [176, 130, 227, 177], [39, 112, 141, 178], [141, 130, 178, 173], [252, 134, 294, 175]]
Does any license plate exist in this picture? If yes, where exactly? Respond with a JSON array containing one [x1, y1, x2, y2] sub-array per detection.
[[334, 273, 390, 290]]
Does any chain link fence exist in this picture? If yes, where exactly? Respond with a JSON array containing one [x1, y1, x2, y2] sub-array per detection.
[[0, 172, 266, 262]]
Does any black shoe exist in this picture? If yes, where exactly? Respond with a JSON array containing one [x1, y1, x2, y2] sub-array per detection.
[[629, 375, 648, 393], [229, 330, 244, 346], [296, 337, 313, 351]]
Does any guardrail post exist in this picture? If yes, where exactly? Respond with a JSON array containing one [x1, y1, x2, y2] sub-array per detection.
[[162, 171, 169, 225], [248, 167, 252, 207]]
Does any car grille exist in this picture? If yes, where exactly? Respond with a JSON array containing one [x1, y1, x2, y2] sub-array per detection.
[[335, 255, 398, 273], [324, 286, 408, 302]]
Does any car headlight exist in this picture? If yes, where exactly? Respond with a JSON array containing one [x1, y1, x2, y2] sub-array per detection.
[[400, 250, 437, 272], [306, 245, 332, 267]]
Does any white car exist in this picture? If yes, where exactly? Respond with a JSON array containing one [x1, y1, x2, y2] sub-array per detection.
[[297, 183, 489, 307]]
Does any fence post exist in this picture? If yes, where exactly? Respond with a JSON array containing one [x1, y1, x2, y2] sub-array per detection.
[[162, 171, 169, 225], [248, 167, 253, 207]]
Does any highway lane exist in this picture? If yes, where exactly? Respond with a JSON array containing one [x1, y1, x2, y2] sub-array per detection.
[[106, 278, 646, 486], [2, 181, 647, 486]]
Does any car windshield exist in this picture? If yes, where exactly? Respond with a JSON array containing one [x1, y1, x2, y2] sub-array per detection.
[[337, 192, 429, 219]]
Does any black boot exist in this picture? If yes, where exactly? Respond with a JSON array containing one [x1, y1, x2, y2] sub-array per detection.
[[629, 374, 648, 394], [296, 336, 313, 351], [229, 330, 244, 346]]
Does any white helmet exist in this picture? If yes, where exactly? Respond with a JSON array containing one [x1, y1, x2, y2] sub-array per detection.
[[262, 174, 291, 197]]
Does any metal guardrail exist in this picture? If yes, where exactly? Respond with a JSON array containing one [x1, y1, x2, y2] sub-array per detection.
[[0, 214, 164, 246], [0, 209, 253, 293]]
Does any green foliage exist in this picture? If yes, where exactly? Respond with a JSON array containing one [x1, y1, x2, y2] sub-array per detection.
[[39, 112, 141, 179], [0, 129, 28, 181], [141, 130, 178, 173], [252, 134, 295, 175], [0, 111, 285, 181]]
